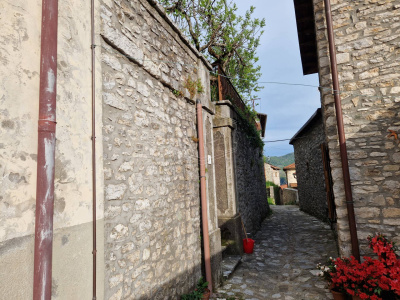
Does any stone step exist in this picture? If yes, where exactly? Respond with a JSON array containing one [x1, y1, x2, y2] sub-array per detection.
[[221, 239, 237, 258], [221, 255, 242, 280], [221, 244, 227, 254]]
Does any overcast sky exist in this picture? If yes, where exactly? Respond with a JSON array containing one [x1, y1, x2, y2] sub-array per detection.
[[235, 0, 321, 157]]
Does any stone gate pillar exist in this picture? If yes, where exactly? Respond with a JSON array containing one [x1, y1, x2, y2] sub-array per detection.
[[213, 101, 243, 255]]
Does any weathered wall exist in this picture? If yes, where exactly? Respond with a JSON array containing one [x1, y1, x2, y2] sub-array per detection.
[[264, 163, 281, 186], [282, 188, 299, 205], [0, 0, 105, 298], [100, 0, 219, 297], [292, 114, 329, 222], [286, 169, 297, 187], [232, 112, 269, 235], [214, 102, 238, 219], [312, 0, 400, 255], [203, 111, 223, 287]]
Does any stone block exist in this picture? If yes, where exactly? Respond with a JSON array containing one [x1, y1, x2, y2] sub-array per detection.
[[218, 214, 244, 256], [209, 228, 222, 288], [382, 208, 400, 218], [106, 184, 127, 200], [354, 207, 380, 219], [353, 185, 379, 194]]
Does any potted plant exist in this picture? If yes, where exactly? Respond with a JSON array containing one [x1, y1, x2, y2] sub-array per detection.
[[317, 234, 400, 300], [181, 277, 210, 300], [317, 257, 347, 299]]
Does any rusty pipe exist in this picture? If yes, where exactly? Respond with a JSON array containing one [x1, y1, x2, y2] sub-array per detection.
[[33, 0, 58, 298], [90, 0, 97, 298], [196, 100, 213, 293], [323, 0, 360, 261]]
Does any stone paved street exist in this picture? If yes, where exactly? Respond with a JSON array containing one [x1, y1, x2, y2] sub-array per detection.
[[212, 205, 338, 300]]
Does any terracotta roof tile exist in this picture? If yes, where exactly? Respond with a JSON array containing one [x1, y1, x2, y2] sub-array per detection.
[[280, 184, 288, 189], [265, 163, 280, 170], [283, 163, 296, 170]]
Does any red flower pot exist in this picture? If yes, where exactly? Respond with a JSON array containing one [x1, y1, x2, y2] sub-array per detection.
[[202, 288, 211, 300]]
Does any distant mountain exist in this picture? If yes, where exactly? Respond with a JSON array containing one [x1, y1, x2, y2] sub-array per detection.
[[265, 153, 295, 185], [268, 153, 294, 168]]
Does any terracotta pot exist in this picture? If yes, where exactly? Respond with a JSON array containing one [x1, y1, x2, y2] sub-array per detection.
[[330, 289, 347, 300], [352, 296, 362, 300], [202, 289, 211, 300]]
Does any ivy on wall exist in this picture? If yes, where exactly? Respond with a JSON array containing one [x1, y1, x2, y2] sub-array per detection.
[[231, 103, 264, 150]]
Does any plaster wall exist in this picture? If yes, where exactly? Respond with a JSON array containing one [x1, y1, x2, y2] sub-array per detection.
[[0, 0, 105, 297], [264, 163, 281, 186], [312, 0, 400, 255], [286, 169, 297, 187]]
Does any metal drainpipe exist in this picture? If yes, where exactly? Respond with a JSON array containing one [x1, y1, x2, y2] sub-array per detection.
[[33, 0, 58, 298], [196, 100, 213, 293], [90, 0, 97, 298], [323, 0, 360, 261]]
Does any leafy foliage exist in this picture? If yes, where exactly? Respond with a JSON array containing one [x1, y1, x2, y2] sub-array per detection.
[[266, 181, 278, 188], [181, 277, 209, 300], [184, 77, 204, 98], [273, 186, 281, 205], [157, 0, 265, 99], [233, 103, 264, 149]]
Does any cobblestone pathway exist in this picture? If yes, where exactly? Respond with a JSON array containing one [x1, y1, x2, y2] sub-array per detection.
[[212, 205, 338, 300]]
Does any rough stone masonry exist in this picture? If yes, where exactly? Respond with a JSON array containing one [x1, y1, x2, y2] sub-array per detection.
[[312, 0, 400, 255], [100, 0, 209, 298]]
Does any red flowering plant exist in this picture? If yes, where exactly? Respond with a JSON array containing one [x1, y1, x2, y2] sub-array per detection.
[[318, 234, 400, 300], [367, 234, 400, 299], [317, 257, 342, 291]]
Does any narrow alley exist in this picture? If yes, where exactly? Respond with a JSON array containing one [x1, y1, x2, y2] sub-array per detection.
[[213, 206, 338, 300]]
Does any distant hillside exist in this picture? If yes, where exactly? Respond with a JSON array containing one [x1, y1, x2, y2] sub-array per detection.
[[266, 153, 295, 185], [268, 153, 294, 168]]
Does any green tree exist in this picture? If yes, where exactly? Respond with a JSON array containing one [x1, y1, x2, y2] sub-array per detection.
[[157, 0, 265, 100]]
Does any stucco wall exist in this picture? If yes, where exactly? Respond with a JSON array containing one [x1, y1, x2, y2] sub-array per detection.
[[292, 114, 329, 222], [286, 169, 297, 187], [312, 0, 400, 255], [0, 0, 105, 298], [264, 163, 281, 186]]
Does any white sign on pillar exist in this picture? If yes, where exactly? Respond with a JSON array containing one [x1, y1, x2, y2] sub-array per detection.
[[207, 155, 212, 165]]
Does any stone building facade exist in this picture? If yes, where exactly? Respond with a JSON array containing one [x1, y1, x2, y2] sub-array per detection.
[[0, 0, 268, 298], [264, 163, 281, 186], [294, 0, 400, 255], [290, 109, 330, 223], [283, 163, 297, 188]]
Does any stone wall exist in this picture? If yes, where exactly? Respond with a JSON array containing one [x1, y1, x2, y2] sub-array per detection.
[[282, 188, 299, 205], [292, 112, 329, 222], [100, 0, 218, 297], [312, 0, 400, 255], [233, 112, 269, 235], [0, 0, 105, 298]]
